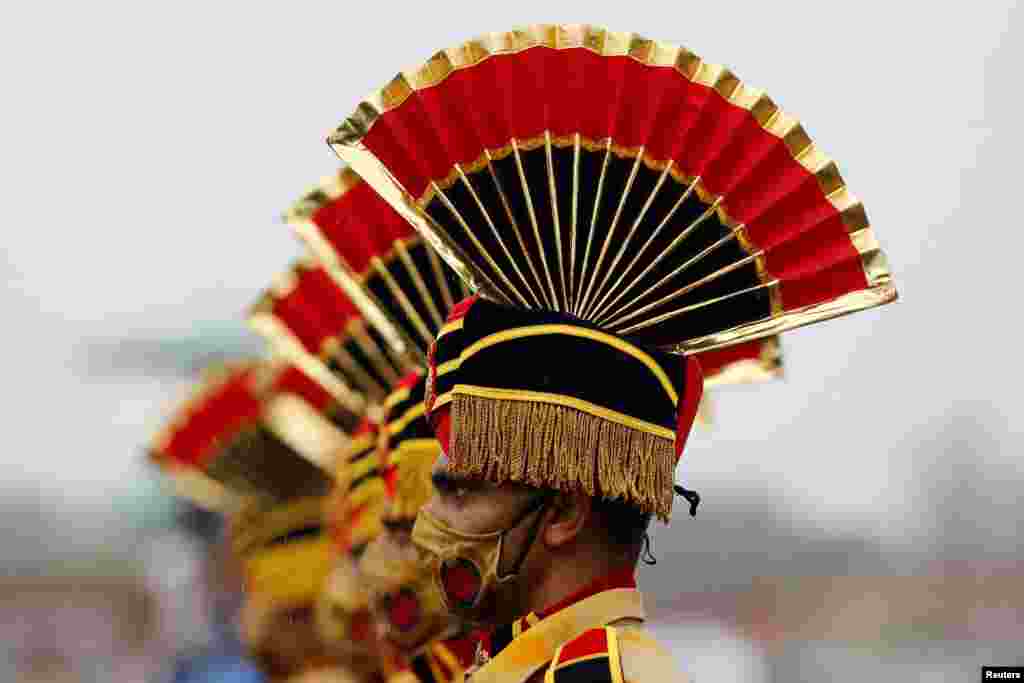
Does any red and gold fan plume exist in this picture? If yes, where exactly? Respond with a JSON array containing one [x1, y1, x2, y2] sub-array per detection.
[[150, 359, 350, 503], [249, 258, 413, 404], [329, 24, 895, 355], [290, 168, 785, 391], [285, 169, 470, 365]]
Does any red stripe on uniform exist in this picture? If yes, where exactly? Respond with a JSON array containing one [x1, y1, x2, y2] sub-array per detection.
[[556, 628, 608, 665]]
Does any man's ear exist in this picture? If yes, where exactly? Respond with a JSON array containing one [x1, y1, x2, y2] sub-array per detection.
[[541, 490, 591, 549]]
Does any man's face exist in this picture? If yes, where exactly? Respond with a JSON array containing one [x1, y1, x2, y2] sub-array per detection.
[[241, 601, 327, 679], [357, 529, 413, 622], [422, 452, 534, 536], [419, 452, 549, 624]]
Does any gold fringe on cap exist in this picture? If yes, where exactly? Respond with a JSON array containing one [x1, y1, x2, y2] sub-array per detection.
[[449, 394, 675, 521]]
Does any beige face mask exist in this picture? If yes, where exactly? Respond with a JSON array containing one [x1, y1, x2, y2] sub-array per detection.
[[411, 493, 550, 619], [359, 531, 458, 654], [314, 561, 375, 660]]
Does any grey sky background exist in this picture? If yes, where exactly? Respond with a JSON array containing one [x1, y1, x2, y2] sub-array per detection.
[[1, 1, 1021, 571]]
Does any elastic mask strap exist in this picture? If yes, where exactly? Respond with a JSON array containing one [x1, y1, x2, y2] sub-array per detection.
[[496, 492, 552, 581], [674, 484, 701, 517], [640, 534, 657, 566], [641, 485, 702, 566]]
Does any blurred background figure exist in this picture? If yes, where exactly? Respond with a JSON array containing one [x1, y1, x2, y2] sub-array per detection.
[[146, 357, 375, 683], [2, 1, 1023, 681], [156, 503, 266, 683], [0, 495, 263, 682]]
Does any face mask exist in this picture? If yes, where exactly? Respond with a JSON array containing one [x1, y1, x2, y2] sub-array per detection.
[[411, 493, 550, 618], [359, 531, 457, 653], [315, 561, 375, 655]]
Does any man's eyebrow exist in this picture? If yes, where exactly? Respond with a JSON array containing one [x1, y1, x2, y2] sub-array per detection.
[[431, 469, 479, 492]]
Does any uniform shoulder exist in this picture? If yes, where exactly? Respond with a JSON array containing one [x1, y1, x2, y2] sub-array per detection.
[[544, 627, 616, 683], [615, 623, 691, 683], [545, 624, 689, 683]]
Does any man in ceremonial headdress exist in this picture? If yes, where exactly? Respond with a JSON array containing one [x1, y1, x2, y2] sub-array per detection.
[[326, 24, 898, 682], [317, 414, 391, 679], [231, 497, 362, 683], [271, 174, 482, 683], [413, 295, 699, 682], [151, 360, 379, 683], [356, 372, 478, 683], [260, 111, 826, 680]]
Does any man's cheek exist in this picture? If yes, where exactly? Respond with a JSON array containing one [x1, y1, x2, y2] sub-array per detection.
[[458, 495, 504, 534]]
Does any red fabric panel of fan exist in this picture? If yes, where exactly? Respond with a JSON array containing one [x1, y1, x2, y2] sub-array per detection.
[[192, 374, 263, 467], [160, 418, 204, 465], [298, 266, 361, 331], [361, 46, 868, 313], [160, 406, 207, 465], [159, 371, 232, 465], [271, 365, 335, 414], [272, 266, 364, 357], [163, 369, 262, 468], [311, 181, 415, 275], [699, 340, 768, 376], [271, 287, 332, 355]]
